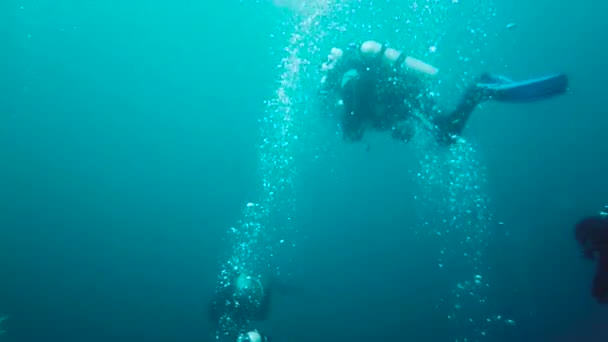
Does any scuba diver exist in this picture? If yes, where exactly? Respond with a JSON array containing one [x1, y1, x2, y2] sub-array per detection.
[[209, 270, 296, 341], [575, 208, 608, 303], [319, 40, 569, 145], [209, 271, 270, 340]]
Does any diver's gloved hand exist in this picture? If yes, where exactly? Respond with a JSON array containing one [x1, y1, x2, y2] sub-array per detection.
[[319, 47, 345, 110], [343, 125, 364, 142], [391, 119, 416, 142], [321, 47, 343, 73]]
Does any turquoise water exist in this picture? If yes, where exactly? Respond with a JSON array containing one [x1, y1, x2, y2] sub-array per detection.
[[2, 0, 608, 341]]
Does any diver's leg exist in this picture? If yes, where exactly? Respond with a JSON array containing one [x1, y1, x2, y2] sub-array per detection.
[[432, 84, 487, 145], [593, 254, 608, 303], [432, 72, 568, 145], [341, 111, 365, 141], [391, 118, 416, 142], [340, 76, 372, 142], [340, 88, 365, 141]]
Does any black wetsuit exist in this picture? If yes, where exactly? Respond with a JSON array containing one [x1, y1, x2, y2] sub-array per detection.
[[320, 42, 485, 145], [575, 215, 608, 303]]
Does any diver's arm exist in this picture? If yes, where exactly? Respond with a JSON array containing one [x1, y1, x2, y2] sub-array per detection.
[[320, 43, 363, 90], [318, 43, 363, 114]]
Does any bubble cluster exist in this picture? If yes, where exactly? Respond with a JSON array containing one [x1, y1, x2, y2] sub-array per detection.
[[412, 135, 514, 340], [215, 1, 337, 338], [258, 0, 339, 263], [215, 202, 270, 339]]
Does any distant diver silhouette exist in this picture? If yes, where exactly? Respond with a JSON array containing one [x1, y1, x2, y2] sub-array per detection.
[[575, 211, 608, 303], [209, 271, 298, 341]]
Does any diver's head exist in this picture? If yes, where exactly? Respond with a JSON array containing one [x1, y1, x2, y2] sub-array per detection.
[[576, 216, 607, 244], [234, 273, 265, 303], [575, 215, 608, 259], [237, 329, 268, 342]]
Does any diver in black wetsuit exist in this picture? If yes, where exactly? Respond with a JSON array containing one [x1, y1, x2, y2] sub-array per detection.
[[209, 272, 271, 338], [209, 270, 297, 341], [575, 210, 608, 303], [319, 40, 569, 145]]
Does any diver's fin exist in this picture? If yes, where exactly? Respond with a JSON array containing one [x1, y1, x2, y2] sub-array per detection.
[[477, 73, 568, 103]]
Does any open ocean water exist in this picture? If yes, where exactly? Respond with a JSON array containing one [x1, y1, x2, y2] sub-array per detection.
[[2, 0, 608, 341]]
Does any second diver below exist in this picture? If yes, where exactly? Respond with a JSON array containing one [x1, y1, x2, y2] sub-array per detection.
[[575, 210, 608, 303], [209, 271, 296, 342], [319, 40, 569, 145]]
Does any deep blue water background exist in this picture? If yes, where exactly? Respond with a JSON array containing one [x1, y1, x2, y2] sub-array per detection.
[[2, 0, 608, 341]]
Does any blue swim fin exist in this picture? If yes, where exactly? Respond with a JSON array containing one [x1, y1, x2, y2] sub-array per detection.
[[477, 73, 568, 103]]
